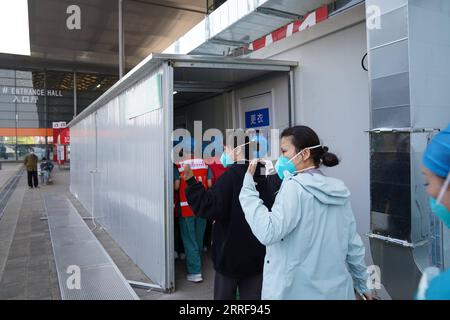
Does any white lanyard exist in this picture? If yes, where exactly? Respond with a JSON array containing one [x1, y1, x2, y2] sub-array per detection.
[[293, 166, 316, 175], [274, 165, 317, 196]]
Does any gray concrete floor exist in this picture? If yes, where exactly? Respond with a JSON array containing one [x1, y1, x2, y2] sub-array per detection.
[[0, 165, 214, 300], [0, 168, 60, 300], [0, 163, 22, 188]]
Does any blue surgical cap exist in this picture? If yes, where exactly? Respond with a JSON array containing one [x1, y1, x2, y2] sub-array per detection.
[[423, 124, 450, 178]]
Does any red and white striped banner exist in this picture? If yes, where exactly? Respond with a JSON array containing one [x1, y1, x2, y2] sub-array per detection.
[[249, 5, 329, 52]]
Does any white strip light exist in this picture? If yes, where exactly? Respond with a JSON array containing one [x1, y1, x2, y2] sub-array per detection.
[[0, 0, 31, 56]]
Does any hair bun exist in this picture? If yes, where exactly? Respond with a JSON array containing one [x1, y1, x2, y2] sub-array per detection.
[[320, 146, 340, 167]]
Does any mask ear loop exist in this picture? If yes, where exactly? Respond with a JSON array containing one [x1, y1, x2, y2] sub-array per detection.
[[287, 150, 303, 164], [232, 141, 252, 152], [287, 144, 322, 164], [437, 172, 450, 205], [288, 145, 323, 175], [232, 140, 258, 163]]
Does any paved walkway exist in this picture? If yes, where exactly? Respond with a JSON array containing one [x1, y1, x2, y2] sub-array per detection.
[[0, 165, 214, 300], [0, 170, 60, 299], [0, 163, 23, 189]]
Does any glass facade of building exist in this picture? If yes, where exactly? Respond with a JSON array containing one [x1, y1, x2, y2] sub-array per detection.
[[0, 69, 118, 161]]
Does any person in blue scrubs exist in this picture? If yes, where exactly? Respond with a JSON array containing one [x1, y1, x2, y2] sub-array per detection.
[[417, 124, 450, 300], [239, 126, 373, 300]]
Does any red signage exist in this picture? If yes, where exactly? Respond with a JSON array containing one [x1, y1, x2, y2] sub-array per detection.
[[249, 5, 329, 52]]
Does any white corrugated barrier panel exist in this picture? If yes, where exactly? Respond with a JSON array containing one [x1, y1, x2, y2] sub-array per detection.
[[70, 63, 172, 291]]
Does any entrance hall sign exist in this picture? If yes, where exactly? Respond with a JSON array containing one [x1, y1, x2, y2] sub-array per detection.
[[2, 87, 63, 97], [1, 86, 64, 103]]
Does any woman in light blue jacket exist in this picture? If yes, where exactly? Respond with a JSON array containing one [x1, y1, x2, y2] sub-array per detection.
[[239, 126, 372, 300]]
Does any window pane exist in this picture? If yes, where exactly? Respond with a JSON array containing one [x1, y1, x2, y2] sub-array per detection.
[[45, 71, 74, 124], [370, 133, 411, 241], [0, 69, 15, 78], [0, 102, 15, 112], [0, 136, 16, 161]]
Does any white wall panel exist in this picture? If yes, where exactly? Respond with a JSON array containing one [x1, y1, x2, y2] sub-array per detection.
[[70, 113, 96, 214], [70, 64, 172, 290]]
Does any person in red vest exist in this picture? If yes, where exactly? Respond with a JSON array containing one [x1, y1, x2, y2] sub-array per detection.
[[174, 138, 212, 283], [206, 157, 228, 183], [203, 137, 228, 184]]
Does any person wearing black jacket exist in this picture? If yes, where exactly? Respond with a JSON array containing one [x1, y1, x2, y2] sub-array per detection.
[[182, 140, 281, 300]]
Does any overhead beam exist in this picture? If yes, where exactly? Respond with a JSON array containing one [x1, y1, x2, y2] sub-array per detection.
[[0, 53, 118, 75], [174, 80, 235, 86], [255, 7, 303, 20], [173, 87, 228, 93], [128, 0, 206, 15], [118, 0, 125, 78], [74, 71, 77, 117], [209, 38, 249, 47]]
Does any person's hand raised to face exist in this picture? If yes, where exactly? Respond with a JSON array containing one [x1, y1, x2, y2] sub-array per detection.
[[247, 159, 258, 176]]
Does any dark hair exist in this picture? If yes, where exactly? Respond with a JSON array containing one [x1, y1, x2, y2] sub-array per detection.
[[281, 126, 339, 168]]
